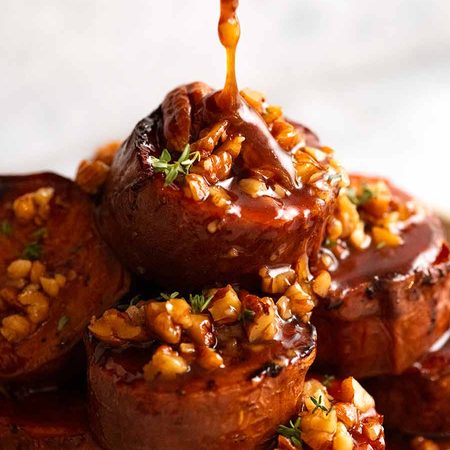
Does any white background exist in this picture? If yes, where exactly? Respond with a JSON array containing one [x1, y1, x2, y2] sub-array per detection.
[[1, 0, 450, 211]]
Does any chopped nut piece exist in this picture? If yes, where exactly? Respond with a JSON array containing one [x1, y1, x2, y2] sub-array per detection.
[[241, 294, 277, 342], [191, 151, 233, 183], [55, 273, 66, 288], [165, 298, 192, 329], [262, 105, 283, 124], [362, 418, 383, 441], [334, 402, 358, 429], [75, 159, 110, 194], [190, 120, 229, 157], [372, 225, 403, 247], [197, 347, 224, 370], [276, 296, 292, 320], [40, 277, 60, 297], [30, 261, 46, 284], [13, 193, 36, 222], [33, 187, 55, 219], [332, 421, 353, 450], [89, 309, 145, 345], [0, 287, 18, 306], [143, 345, 189, 381], [1, 314, 32, 342], [312, 271, 331, 298], [271, 119, 301, 151], [209, 186, 231, 208], [207, 220, 219, 234], [179, 342, 196, 354], [259, 266, 296, 294], [18, 290, 49, 324], [240, 88, 265, 113], [239, 178, 268, 198], [150, 311, 182, 344], [216, 135, 244, 159], [7, 259, 32, 279], [208, 285, 241, 324], [339, 377, 375, 413], [284, 282, 315, 317], [183, 173, 210, 201], [349, 220, 371, 250], [187, 314, 215, 347]]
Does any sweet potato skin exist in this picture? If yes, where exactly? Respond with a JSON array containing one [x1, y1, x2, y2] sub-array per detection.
[[313, 179, 450, 378], [0, 173, 130, 382], [96, 111, 336, 292], [87, 323, 316, 450], [0, 390, 99, 450], [365, 336, 450, 437]]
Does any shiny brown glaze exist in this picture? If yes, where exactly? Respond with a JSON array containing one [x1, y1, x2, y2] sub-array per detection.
[[313, 175, 450, 378], [0, 389, 99, 449], [365, 334, 450, 437], [0, 173, 129, 382], [97, 98, 336, 292], [87, 320, 316, 450], [96, 0, 337, 291]]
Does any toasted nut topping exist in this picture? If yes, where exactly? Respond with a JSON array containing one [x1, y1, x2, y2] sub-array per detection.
[[259, 266, 296, 294], [7, 260, 32, 279], [187, 314, 215, 347], [190, 120, 228, 157], [284, 282, 315, 317], [40, 277, 60, 297], [240, 88, 265, 113], [13, 193, 36, 222], [150, 311, 182, 344], [18, 291, 49, 324], [239, 178, 268, 198], [340, 377, 375, 413], [209, 186, 231, 208], [372, 225, 403, 247], [216, 135, 244, 159], [75, 159, 110, 194], [191, 150, 233, 184], [271, 119, 301, 151], [208, 285, 241, 324], [242, 294, 277, 342], [143, 345, 189, 381], [276, 296, 292, 320], [312, 271, 331, 298], [197, 347, 224, 370], [179, 342, 196, 354], [183, 173, 210, 201], [332, 421, 353, 450], [0, 314, 32, 343], [362, 418, 383, 441], [30, 261, 46, 284], [89, 309, 145, 345], [165, 298, 192, 329]]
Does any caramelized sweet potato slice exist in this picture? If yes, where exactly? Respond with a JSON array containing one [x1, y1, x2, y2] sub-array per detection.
[[0, 173, 129, 382], [0, 390, 99, 449], [365, 335, 450, 437], [87, 321, 316, 450], [313, 178, 450, 378]]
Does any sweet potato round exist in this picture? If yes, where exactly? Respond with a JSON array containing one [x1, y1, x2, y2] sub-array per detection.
[[313, 177, 450, 378], [0, 389, 99, 450], [0, 173, 129, 382], [96, 104, 337, 291], [364, 334, 450, 437], [87, 321, 316, 450]]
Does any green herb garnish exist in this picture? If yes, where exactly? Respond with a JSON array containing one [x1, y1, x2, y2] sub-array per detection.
[[240, 308, 256, 323], [57, 315, 70, 331], [0, 220, 12, 236], [22, 242, 42, 260], [324, 238, 337, 248], [32, 227, 48, 240], [346, 184, 374, 206], [148, 145, 201, 186], [310, 395, 333, 415], [322, 374, 335, 388], [189, 293, 213, 313], [161, 292, 180, 300], [277, 417, 302, 448]]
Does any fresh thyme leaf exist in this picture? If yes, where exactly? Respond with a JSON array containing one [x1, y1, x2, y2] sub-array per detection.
[[0, 220, 12, 236], [32, 227, 48, 240], [277, 417, 302, 448], [148, 144, 201, 186], [310, 395, 333, 415], [346, 184, 374, 206], [57, 315, 69, 331], [322, 374, 335, 388], [189, 293, 213, 313], [240, 308, 256, 323], [22, 242, 42, 261], [160, 292, 180, 300]]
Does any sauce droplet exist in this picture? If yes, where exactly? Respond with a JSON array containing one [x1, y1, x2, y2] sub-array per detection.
[[218, 0, 240, 109]]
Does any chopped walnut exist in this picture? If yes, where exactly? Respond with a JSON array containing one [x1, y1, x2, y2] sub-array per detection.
[[207, 285, 241, 324], [259, 266, 296, 294], [241, 294, 277, 342], [190, 120, 229, 157], [183, 173, 210, 201], [197, 347, 224, 370], [13, 187, 54, 223], [75, 159, 110, 194], [0, 314, 32, 343], [187, 314, 215, 347], [143, 345, 189, 381], [191, 150, 233, 184]]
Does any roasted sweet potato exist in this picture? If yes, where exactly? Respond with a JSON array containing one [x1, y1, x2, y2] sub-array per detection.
[[364, 334, 450, 437], [0, 389, 99, 449], [87, 320, 316, 450], [97, 82, 341, 291], [313, 177, 450, 378], [0, 173, 129, 382]]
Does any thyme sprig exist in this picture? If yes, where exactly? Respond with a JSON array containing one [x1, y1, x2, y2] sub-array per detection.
[[310, 395, 333, 415], [346, 184, 375, 206], [189, 293, 213, 314], [277, 417, 302, 448], [148, 145, 200, 185]]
